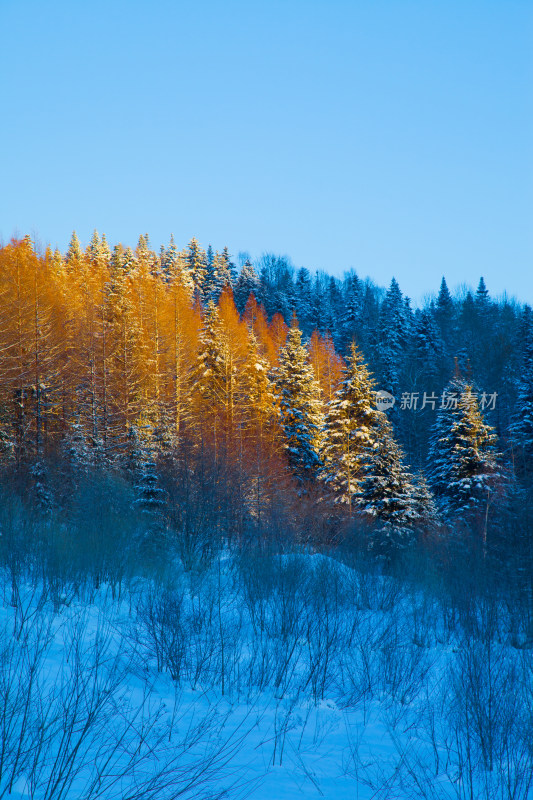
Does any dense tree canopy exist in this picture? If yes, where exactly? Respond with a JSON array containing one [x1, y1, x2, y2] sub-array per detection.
[[0, 232, 530, 549]]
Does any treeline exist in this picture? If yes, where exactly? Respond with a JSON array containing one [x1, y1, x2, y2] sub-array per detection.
[[0, 233, 532, 554]]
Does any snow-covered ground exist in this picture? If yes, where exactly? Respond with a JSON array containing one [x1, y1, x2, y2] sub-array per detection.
[[1, 549, 532, 799]]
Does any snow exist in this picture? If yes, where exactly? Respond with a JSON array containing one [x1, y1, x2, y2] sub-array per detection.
[[1, 551, 531, 800]]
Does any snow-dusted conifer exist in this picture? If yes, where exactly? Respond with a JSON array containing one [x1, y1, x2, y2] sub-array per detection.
[[321, 342, 382, 513], [508, 306, 533, 480], [436, 277, 454, 321], [160, 234, 180, 276], [110, 243, 126, 272], [127, 425, 166, 516], [322, 342, 438, 531], [86, 229, 108, 266], [234, 260, 260, 315], [65, 231, 83, 267], [356, 414, 437, 538], [100, 233, 111, 263], [163, 236, 194, 294], [413, 309, 444, 381], [220, 246, 236, 286], [193, 301, 231, 414], [378, 277, 410, 392], [342, 272, 362, 349], [275, 321, 323, 482], [203, 245, 216, 301], [427, 377, 502, 515], [295, 267, 312, 330], [204, 249, 233, 304], [185, 237, 207, 299], [475, 276, 490, 310]]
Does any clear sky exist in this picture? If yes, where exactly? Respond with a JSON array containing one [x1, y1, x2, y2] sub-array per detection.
[[1, 0, 532, 305]]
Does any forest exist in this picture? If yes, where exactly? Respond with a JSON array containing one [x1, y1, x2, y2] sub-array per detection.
[[0, 232, 532, 799]]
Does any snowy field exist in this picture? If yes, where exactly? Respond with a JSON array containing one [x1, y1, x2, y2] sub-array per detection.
[[1, 549, 532, 800]]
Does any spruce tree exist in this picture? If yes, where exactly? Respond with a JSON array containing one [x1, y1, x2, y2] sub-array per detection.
[[435, 277, 454, 328], [161, 234, 180, 276], [100, 233, 111, 264], [342, 272, 362, 349], [234, 260, 260, 314], [378, 277, 410, 392], [110, 243, 126, 273], [412, 309, 444, 382], [164, 237, 194, 294], [328, 276, 343, 339], [193, 301, 227, 412], [321, 342, 382, 514], [203, 245, 218, 302], [295, 267, 312, 331], [275, 322, 323, 482], [356, 414, 437, 541], [508, 307, 533, 481], [186, 237, 207, 300], [475, 276, 490, 309], [86, 229, 101, 263], [427, 377, 502, 516], [220, 246, 236, 286], [65, 231, 83, 267], [321, 342, 437, 533]]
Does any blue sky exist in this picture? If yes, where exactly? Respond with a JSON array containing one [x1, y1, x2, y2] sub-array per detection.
[[1, 0, 532, 304]]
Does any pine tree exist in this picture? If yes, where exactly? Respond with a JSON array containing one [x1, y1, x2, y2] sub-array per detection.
[[234, 259, 260, 314], [203, 245, 216, 302], [128, 425, 167, 530], [342, 272, 363, 349], [207, 250, 233, 304], [321, 341, 436, 532], [220, 246, 236, 286], [185, 237, 207, 300], [86, 230, 103, 265], [508, 307, 533, 481], [161, 234, 180, 274], [435, 277, 454, 330], [100, 233, 111, 264], [356, 413, 437, 542], [275, 322, 323, 482], [427, 377, 502, 516], [378, 277, 410, 392], [309, 274, 326, 334], [458, 291, 476, 368], [412, 309, 444, 382], [65, 231, 83, 268], [328, 276, 343, 328], [475, 276, 490, 310], [162, 236, 194, 294], [359, 283, 380, 351], [295, 267, 313, 331], [110, 243, 126, 273], [321, 342, 382, 514], [123, 247, 136, 273]]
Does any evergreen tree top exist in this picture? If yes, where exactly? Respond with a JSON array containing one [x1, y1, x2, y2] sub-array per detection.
[[66, 231, 83, 265], [437, 277, 453, 309], [475, 276, 490, 305]]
